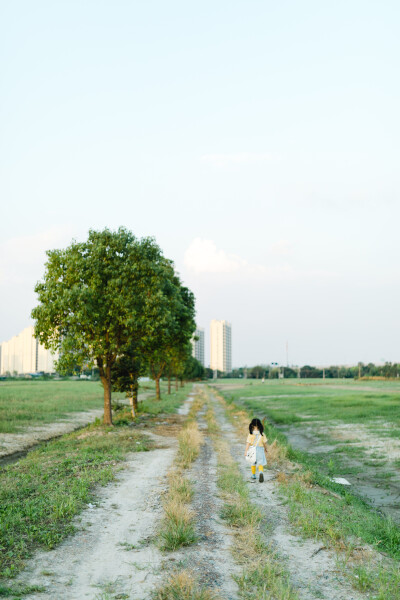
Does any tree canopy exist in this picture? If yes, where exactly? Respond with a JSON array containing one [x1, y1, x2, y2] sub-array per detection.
[[32, 227, 195, 423]]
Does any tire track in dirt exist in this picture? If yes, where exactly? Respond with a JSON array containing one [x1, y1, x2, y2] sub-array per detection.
[[209, 388, 369, 600], [165, 396, 239, 599], [11, 433, 175, 600]]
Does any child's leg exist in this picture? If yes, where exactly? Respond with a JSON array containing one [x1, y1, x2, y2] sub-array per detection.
[[258, 465, 263, 472], [251, 465, 256, 475]]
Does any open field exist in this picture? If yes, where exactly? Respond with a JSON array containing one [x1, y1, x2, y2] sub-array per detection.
[[0, 380, 190, 462], [0, 380, 123, 434], [0, 379, 180, 434], [212, 378, 400, 522], [2, 384, 400, 600]]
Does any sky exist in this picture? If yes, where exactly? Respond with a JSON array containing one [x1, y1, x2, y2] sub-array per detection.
[[1, 1, 399, 368]]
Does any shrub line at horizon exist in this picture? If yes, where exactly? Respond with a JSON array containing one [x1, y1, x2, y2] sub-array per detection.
[[31, 227, 197, 426]]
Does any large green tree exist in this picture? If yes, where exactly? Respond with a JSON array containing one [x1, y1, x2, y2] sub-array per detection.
[[143, 263, 196, 399], [32, 227, 168, 425]]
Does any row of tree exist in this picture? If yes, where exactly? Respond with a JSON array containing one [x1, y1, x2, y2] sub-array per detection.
[[220, 362, 400, 379], [32, 228, 198, 425]]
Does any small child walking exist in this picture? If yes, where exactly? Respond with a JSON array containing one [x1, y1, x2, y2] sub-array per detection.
[[244, 418, 268, 482]]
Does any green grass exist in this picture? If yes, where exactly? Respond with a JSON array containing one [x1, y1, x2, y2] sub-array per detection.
[[0, 380, 192, 433], [282, 478, 400, 556], [0, 583, 46, 598], [0, 420, 151, 579], [0, 380, 126, 433], [140, 383, 194, 415], [214, 378, 400, 428]]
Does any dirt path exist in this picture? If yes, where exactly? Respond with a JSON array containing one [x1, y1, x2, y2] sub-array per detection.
[[167, 397, 239, 599], [13, 430, 175, 600], [209, 388, 368, 600]]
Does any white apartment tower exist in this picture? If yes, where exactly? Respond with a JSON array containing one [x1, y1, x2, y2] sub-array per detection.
[[210, 320, 232, 373], [0, 326, 58, 375], [191, 328, 205, 366]]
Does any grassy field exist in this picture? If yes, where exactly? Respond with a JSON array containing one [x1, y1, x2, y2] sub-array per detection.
[[212, 378, 400, 527], [214, 386, 400, 599], [0, 382, 193, 591], [0, 379, 181, 433], [214, 378, 400, 427]]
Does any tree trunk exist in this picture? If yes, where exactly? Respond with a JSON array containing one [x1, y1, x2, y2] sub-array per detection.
[[175, 377, 178, 391], [168, 375, 171, 395], [101, 364, 113, 425], [129, 396, 135, 418], [155, 377, 161, 400], [129, 376, 139, 418], [180, 379, 184, 388], [133, 381, 139, 411]]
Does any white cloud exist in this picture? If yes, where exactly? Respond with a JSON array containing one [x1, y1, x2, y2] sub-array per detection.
[[183, 237, 338, 281], [201, 152, 278, 167], [184, 238, 249, 274]]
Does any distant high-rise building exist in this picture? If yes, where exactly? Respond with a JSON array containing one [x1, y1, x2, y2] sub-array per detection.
[[191, 327, 205, 366], [210, 320, 232, 373], [0, 326, 58, 375]]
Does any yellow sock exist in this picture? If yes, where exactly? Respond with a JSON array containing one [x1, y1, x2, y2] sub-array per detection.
[[258, 465, 264, 472], [251, 465, 256, 475]]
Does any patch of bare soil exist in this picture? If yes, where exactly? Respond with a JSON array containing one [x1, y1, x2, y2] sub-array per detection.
[[210, 391, 369, 600], [279, 420, 400, 521], [0, 409, 103, 459]]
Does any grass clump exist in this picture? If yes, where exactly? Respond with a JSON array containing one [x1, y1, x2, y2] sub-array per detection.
[[178, 423, 203, 468], [160, 500, 197, 551], [154, 570, 217, 600], [0, 583, 46, 598], [235, 559, 299, 600]]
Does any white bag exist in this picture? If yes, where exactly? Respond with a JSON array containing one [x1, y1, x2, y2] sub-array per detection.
[[245, 445, 256, 464], [245, 432, 260, 464]]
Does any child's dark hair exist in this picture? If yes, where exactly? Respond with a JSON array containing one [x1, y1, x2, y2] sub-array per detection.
[[249, 418, 264, 435]]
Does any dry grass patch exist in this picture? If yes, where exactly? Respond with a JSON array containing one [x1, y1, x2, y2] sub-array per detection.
[[177, 423, 203, 469], [152, 415, 185, 438], [158, 391, 205, 552], [154, 570, 217, 600]]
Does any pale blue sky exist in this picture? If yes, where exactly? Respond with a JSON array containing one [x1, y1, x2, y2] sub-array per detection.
[[1, 1, 399, 367]]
